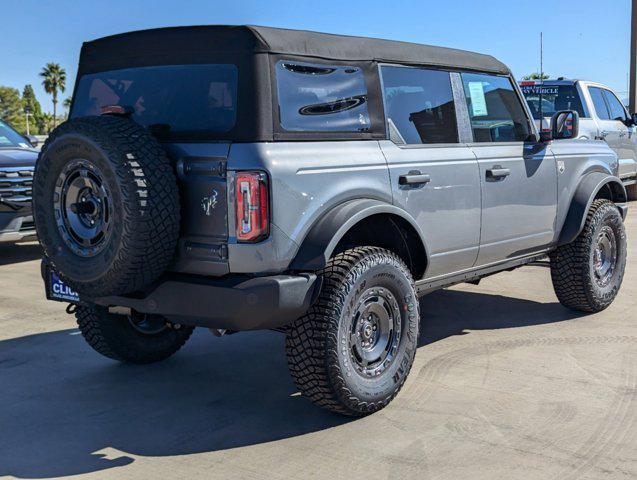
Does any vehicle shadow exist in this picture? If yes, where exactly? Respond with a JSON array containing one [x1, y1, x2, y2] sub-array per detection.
[[418, 288, 583, 347], [0, 243, 42, 267], [0, 288, 582, 478]]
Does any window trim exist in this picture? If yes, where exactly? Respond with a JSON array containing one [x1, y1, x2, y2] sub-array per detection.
[[377, 63, 464, 148]]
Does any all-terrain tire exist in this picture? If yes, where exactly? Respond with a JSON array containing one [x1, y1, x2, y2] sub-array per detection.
[[286, 247, 420, 416], [33, 116, 180, 297], [76, 304, 194, 364], [550, 199, 627, 312]]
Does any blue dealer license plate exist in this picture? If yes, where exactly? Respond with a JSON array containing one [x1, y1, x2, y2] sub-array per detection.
[[48, 270, 80, 303]]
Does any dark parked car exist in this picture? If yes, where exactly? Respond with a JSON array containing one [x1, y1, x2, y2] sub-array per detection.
[[0, 120, 38, 243]]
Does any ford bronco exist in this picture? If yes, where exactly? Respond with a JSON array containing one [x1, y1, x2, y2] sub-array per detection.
[[33, 26, 628, 416]]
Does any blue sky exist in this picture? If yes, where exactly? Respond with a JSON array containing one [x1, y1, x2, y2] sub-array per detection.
[[2, 0, 632, 113]]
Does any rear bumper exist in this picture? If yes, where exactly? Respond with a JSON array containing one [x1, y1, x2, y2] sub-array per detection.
[[91, 273, 321, 331], [0, 211, 37, 244]]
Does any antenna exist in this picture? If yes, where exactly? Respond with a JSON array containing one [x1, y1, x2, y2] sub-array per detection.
[[540, 32, 544, 81], [539, 32, 544, 130]]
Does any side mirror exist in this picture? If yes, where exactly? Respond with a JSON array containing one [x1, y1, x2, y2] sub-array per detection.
[[551, 110, 579, 140], [25, 135, 39, 148]]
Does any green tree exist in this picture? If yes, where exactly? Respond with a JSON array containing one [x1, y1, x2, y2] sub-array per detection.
[[522, 72, 550, 80], [22, 84, 44, 134], [40, 63, 66, 129], [0, 86, 27, 133], [40, 112, 54, 134]]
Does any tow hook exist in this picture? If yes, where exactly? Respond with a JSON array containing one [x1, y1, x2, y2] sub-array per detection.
[[65, 303, 79, 315]]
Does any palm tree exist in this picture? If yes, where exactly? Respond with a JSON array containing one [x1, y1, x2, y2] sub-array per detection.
[[63, 97, 72, 110], [40, 63, 66, 129], [40, 112, 54, 134]]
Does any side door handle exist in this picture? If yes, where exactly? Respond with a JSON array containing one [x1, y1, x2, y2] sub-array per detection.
[[399, 172, 431, 186], [486, 166, 511, 180]]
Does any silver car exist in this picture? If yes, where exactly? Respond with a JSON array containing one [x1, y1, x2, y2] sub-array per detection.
[[521, 78, 637, 199]]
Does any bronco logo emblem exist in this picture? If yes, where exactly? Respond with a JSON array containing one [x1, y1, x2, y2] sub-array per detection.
[[201, 189, 218, 216]]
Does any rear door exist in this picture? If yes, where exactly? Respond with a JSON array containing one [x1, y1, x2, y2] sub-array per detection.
[[597, 87, 637, 181], [588, 86, 627, 163], [378, 66, 481, 279], [461, 72, 557, 266]]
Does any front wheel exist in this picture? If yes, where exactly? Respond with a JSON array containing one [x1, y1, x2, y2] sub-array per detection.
[[550, 199, 627, 313], [76, 304, 194, 364], [286, 247, 420, 416]]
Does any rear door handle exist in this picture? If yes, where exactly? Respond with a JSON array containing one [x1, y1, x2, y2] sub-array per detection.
[[486, 166, 510, 179], [399, 172, 431, 185]]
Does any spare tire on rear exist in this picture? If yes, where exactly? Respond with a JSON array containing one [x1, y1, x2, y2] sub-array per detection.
[[33, 115, 180, 297]]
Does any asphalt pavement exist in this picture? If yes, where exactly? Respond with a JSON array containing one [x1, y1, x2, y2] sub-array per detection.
[[0, 207, 635, 479]]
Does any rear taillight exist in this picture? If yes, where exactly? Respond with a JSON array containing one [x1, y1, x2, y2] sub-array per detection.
[[235, 171, 269, 242]]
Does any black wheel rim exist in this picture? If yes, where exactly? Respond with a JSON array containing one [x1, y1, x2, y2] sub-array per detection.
[[593, 225, 618, 287], [53, 159, 113, 257], [127, 312, 169, 335], [348, 286, 402, 378]]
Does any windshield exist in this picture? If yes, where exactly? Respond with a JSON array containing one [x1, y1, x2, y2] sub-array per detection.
[[71, 64, 238, 140], [0, 120, 29, 148], [520, 83, 585, 120]]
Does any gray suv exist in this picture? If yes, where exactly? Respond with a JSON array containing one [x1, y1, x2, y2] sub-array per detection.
[[33, 26, 628, 416]]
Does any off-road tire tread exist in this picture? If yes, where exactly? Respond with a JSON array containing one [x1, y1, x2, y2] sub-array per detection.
[[76, 305, 193, 364], [286, 247, 418, 416], [34, 116, 180, 297], [550, 199, 625, 313]]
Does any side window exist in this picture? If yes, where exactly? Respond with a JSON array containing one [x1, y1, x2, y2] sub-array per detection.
[[461, 73, 531, 142], [275, 60, 370, 132], [380, 66, 458, 144], [602, 89, 628, 122], [589, 87, 611, 120]]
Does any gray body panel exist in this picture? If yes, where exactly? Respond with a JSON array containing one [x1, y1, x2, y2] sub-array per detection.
[[549, 139, 621, 243], [227, 141, 392, 274], [378, 141, 481, 278], [470, 142, 557, 265]]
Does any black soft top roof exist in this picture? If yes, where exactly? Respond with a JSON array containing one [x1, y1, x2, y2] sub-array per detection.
[[78, 25, 510, 75]]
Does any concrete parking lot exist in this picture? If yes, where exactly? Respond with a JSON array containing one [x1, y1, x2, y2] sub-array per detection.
[[0, 207, 635, 480]]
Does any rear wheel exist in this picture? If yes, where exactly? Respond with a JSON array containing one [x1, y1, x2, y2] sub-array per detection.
[[550, 199, 627, 312], [76, 304, 194, 364], [286, 247, 419, 416]]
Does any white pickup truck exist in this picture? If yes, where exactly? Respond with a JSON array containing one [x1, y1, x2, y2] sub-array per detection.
[[520, 79, 637, 199]]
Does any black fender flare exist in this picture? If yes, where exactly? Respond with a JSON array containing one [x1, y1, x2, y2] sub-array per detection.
[[289, 198, 427, 271], [557, 172, 627, 246]]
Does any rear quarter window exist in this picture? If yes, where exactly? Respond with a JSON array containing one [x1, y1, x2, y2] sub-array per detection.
[[71, 64, 238, 140], [275, 60, 371, 132]]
